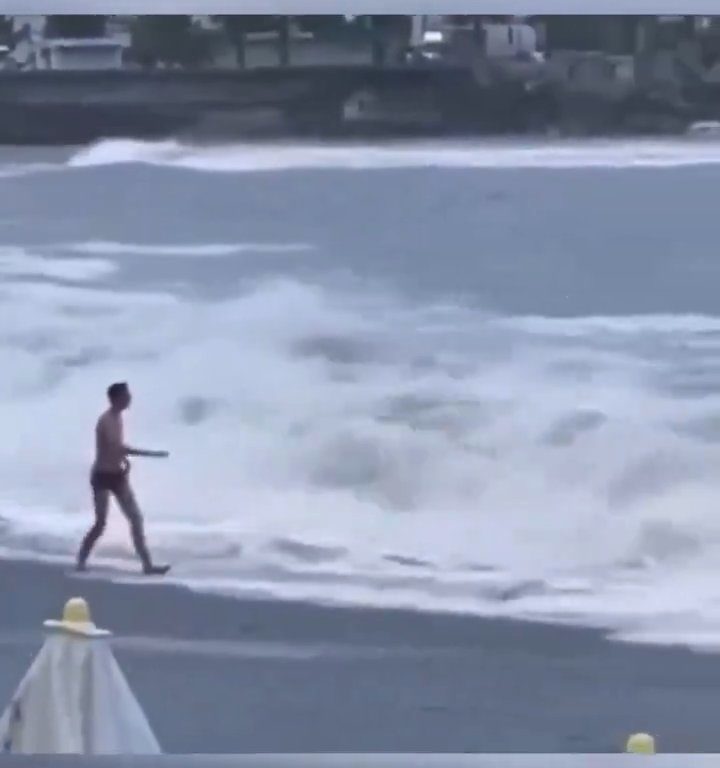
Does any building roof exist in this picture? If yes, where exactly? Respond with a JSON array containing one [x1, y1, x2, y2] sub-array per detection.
[[40, 37, 127, 48]]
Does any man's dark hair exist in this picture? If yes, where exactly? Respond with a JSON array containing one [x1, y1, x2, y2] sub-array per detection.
[[107, 382, 129, 402]]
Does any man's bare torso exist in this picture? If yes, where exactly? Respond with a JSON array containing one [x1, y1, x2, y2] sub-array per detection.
[[93, 409, 125, 473]]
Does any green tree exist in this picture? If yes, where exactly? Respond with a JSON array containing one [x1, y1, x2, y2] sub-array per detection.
[[130, 15, 212, 67], [0, 16, 13, 46], [294, 15, 348, 39], [217, 15, 291, 67], [45, 15, 107, 39], [362, 15, 411, 65], [216, 16, 277, 67], [278, 16, 290, 67]]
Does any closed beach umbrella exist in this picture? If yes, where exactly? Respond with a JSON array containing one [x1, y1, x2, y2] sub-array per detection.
[[0, 597, 160, 755]]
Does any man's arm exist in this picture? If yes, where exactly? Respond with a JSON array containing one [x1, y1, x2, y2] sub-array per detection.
[[125, 446, 169, 458], [104, 416, 169, 459]]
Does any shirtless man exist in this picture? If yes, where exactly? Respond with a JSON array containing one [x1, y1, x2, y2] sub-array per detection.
[[76, 382, 170, 575]]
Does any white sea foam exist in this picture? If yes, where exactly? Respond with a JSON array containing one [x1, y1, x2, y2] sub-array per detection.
[[8, 137, 720, 182], [0, 246, 116, 282], [2, 257, 720, 649], [4, 142, 720, 652], [64, 241, 313, 257], [0, 161, 62, 179], [64, 137, 720, 174]]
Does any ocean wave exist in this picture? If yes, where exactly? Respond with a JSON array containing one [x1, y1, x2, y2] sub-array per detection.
[[64, 137, 720, 174], [64, 241, 313, 257], [2, 270, 720, 649], [0, 246, 116, 282]]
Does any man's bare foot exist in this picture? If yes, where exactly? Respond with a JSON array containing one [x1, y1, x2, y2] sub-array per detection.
[[142, 564, 170, 576], [76, 562, 88, 573]]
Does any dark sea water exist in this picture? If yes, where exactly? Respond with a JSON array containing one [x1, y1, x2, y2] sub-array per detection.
[[3, 137, 720, 651]]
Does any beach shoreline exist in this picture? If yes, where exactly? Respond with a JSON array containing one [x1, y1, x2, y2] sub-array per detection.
[[2, 556, 720, 753]]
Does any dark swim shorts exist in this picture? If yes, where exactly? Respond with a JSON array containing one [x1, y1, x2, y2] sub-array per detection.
[[90, 469, 127, 495]]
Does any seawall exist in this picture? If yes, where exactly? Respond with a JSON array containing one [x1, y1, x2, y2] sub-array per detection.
[[0, 66, 701, 145], [0, 67, 557, 144]]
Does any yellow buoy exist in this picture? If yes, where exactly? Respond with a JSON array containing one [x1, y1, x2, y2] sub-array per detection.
[[626, 732, 656, 754]]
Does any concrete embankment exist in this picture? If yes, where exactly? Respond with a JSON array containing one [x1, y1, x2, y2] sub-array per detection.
[[0, 66, 704, 144], [0, 67, 557, 144]]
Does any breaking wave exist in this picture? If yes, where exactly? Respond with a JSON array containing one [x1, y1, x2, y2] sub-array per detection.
[[64, 137, 720, 174], [1, 241, 720, 649]]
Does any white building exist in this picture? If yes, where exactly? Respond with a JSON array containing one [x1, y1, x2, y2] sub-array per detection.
[[35, 38, 126, 70], [5, 15, 128, 70], [408, 16, 542, 63]]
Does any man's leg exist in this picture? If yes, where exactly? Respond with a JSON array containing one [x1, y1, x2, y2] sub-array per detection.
[[77, 487, 109, 570], [114, 480, 167, 574]]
